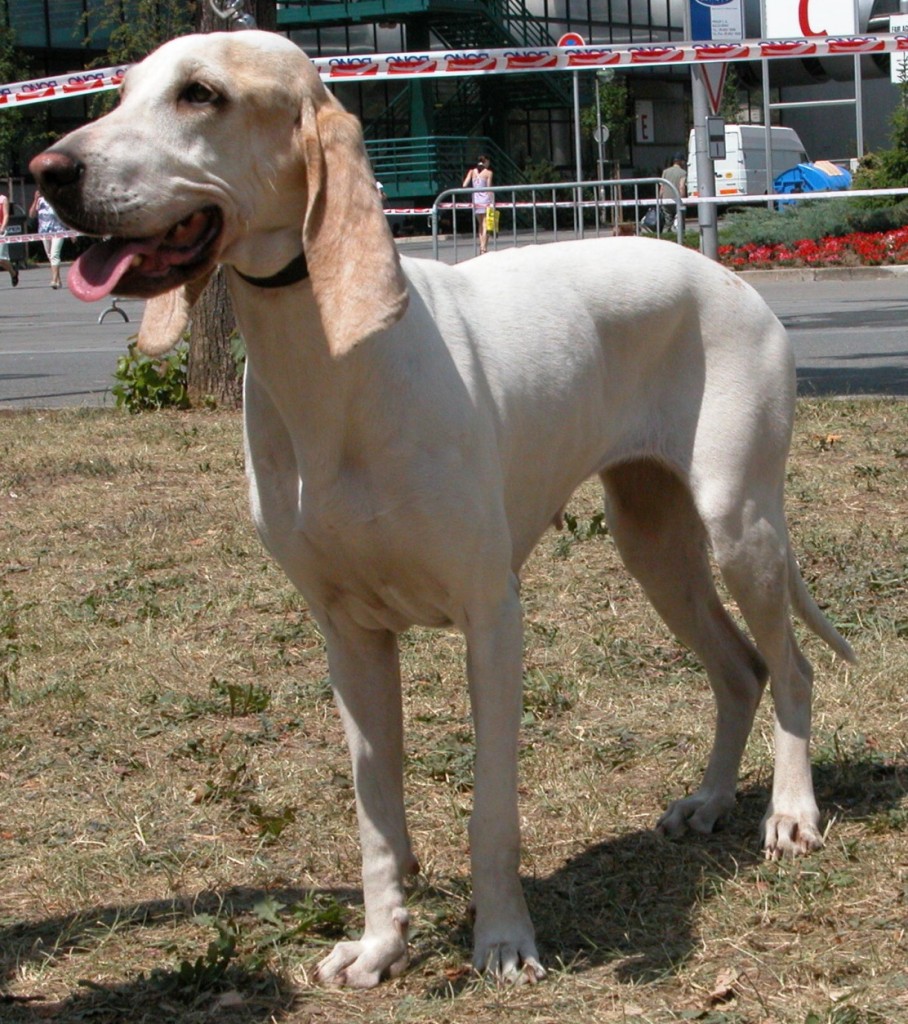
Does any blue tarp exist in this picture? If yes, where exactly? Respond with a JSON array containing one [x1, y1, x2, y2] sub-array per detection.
[[773, 162, 852, 194]]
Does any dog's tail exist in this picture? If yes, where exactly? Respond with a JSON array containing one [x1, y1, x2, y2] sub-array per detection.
[[788, 550, 856, 663]]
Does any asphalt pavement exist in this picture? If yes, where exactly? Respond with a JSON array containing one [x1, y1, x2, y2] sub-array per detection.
[[0, 264, 142, 409], [1, 251, 907, 409], [743, 269, 908, 397]]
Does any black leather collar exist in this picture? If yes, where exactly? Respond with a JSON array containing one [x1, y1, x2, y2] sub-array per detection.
[[234, 250, 309, 289]]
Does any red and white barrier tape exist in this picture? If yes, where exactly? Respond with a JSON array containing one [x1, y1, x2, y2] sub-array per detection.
[[2, 34, 907, 105], [0, 68, 130, 108], [2, 230, 82, 244], [315, 35, 906, 81]]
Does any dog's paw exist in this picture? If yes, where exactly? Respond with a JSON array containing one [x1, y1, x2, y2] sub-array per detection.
[[761, 812, 823, 860], [471, 888, 545, 985], [473, 940, 546, 985], [657, 789, 736, 837], [313, 909, 409, 988]]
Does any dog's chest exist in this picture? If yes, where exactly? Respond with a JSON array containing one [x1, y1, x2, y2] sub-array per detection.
[[250, 459, 458, 633]]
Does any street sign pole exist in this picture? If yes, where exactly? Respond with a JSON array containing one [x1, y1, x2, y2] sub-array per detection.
[[761, 0, 773, 209], [854, 0, 864, 158], [559, 34, 587, 237], [692, 65, 719, 260], [685, 2, 720, 260], [573, 69, 583, 235]]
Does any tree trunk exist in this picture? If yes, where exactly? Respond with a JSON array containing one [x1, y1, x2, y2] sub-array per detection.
[[186, 267, 243, 407], [187, 0, 276, 408]]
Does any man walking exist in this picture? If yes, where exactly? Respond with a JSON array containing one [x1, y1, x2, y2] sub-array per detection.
[[659, 152, 688, 235]]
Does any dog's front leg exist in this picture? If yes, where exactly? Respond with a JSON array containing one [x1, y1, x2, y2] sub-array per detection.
[[314, 623, 416, 988], [466, 577, 545, 984]]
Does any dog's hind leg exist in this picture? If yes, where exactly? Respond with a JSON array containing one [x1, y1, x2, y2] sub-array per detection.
[[601, 460, 769, 837], [701, 487, 823, 859], [314, 624, 416, 988]]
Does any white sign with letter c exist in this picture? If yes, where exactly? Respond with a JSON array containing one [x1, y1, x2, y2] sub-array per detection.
[[763, 0, 858, 40]]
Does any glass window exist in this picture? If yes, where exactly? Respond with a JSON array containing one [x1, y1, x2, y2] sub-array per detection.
[[290, 28, 319, 54], [8, 0, 48, 48], [85, 0, 115, 48], [375, 24, 406, 52], [48, 0, 85, 47], [318, 26, 353, 57]]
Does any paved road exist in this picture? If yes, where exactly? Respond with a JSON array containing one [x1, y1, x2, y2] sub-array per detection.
[[1, 253, 907, 409], [751, 273, 908, 397], [0, 268, 141, 409]]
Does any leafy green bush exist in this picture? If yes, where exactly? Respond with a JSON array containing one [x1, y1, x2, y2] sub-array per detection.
[[847, 197, 908, 232], [720, 201, 852, 248], [851, 77, 908, 205], [520, 158, 563, 185], [719, 198, 908, 249], [112, 342, 190, 413]]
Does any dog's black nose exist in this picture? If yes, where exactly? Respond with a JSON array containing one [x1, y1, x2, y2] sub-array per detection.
[[29, 150, 84, 196]]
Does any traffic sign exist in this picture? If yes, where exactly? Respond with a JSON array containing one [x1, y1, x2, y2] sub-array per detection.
[[701, 61, 729, 114], [557, 33, 586, 47]]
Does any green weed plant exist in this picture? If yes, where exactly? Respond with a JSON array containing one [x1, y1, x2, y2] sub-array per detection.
[[112, 341, 190, 413]]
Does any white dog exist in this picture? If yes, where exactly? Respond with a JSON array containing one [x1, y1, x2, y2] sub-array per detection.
[[31, 31, 853, 988]]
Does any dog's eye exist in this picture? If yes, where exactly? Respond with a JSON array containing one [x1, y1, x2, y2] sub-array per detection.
[[180, 82, 220, 106]]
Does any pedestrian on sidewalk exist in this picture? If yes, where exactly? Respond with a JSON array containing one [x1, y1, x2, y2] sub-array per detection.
[[659, 152, 688, 235], [0, 191, 19, 287], [29, 190, 65, 289], [463, 154, 494, 255]]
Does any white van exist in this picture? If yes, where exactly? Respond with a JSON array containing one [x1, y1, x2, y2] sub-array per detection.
[[687, 125, 808, 198]]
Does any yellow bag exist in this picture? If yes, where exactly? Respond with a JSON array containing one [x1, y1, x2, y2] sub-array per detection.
[[485, 207, 500, 233]]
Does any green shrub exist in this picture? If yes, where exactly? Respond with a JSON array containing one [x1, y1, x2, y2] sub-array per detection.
[[720, 201, 851, 248], [719, 197, 908, 248], [846, 197, 908, 232], [112, 342, 190, 413], [851, 76, 908, 205]]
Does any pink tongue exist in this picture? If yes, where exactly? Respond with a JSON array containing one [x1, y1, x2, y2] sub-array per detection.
[[68, 239, 156, 302]]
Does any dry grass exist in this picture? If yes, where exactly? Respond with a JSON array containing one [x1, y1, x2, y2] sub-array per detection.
[[0, 400, 905, 1024]]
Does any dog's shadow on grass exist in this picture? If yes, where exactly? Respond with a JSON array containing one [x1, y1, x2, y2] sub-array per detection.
[[522, 801, 764, 985], [522, 754, 906, 984], [1, 758, 903, 1016]]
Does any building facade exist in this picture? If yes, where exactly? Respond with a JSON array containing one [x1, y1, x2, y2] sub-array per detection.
[[3, 0, 905, 199]]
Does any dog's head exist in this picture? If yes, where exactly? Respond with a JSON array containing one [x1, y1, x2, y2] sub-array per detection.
[[29, 31, 408, 357]]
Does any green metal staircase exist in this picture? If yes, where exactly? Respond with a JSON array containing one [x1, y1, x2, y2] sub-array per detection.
[[428, 0, 554, 53], [367, 135, 525, 201]]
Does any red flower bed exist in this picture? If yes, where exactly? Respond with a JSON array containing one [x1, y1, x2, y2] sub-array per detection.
[[719, 226, 908, 269]]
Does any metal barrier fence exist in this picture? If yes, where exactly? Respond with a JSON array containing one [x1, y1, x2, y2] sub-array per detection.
[[430, 177, 684, 262], [688, 186, 908, 209], [428, 181, 908, 263]]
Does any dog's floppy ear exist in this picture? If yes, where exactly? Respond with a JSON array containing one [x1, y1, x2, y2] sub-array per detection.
[[298, 93, 408, 358], [137, 270, 215, 356]]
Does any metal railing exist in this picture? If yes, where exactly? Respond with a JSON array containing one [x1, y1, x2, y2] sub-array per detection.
[[689, 185, 908, 209], [430, 177, 684, 261]]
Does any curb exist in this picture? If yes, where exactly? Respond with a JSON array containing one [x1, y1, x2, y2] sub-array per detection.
[[737, 264, 908, 283]]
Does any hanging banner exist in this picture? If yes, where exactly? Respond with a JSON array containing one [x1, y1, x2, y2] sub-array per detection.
[[689, 0, 745, 43], [763, 0, 858, 40]]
